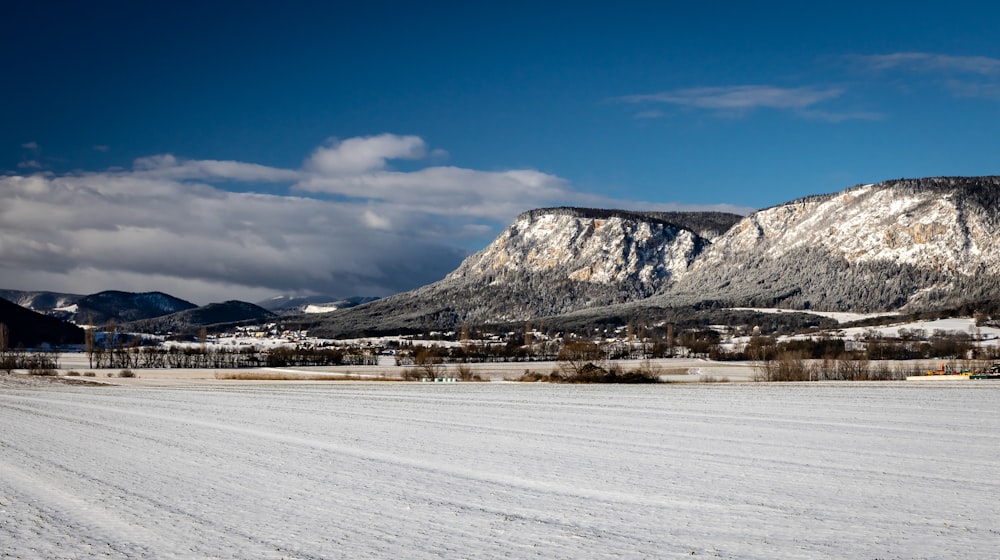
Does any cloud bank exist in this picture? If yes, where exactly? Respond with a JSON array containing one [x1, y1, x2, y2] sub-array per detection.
[[1, 134, 744, 304]]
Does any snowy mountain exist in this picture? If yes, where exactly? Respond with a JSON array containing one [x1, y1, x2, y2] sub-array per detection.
[[662, 176, 1000, 312], [302, 208, 742, 336], [0, 289, 198, 325], [0, 290, 83, 319], [304, 177, 1000, 336], [445, 208, 711, 289]]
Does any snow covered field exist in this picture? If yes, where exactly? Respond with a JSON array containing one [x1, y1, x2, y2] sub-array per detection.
[[2, 378, 998, 559]]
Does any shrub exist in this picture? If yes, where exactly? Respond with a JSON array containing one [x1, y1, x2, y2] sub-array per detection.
[[401, 367, 424, 381], [454, 363, 484, 381], [66, 370, 81, 377], [511, 370, 556, 382], [456, 363, 474, 381], [512, 363, 661, 383], [24, 353, 60, 375], [118, 369, 136, 378]]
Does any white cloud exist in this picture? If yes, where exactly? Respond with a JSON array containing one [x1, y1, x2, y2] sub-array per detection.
[[0, 134, 750, 304], [92, 145, 110, 152], [362, 208, 392, 230], [21, 141, 39, 150], [0, 170, 466, 303], [0, 135, 581, 303], [133, 153, 301, 182], [17, 160, 42, 169], [304, 134, 428, 176], [297, 165, 579, 219]]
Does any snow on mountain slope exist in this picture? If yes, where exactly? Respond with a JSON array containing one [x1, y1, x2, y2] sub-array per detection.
[[447, 208, 708, 289], [712, 181, 996, 273], [0, 290, 82, 314], [669, 177, 1000, 312]]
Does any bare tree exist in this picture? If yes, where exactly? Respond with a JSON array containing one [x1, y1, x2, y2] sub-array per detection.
[[414, 346, 445, 379], [557, 341, 605, 378], [0, 322, 10, 373], [84, 316, 95, 369]]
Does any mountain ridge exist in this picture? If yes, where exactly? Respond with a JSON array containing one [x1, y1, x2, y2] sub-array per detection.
[[302, 176, 1000, 337], [662, 176, 1000, 312]]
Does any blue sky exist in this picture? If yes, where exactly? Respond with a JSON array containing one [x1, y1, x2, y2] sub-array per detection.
[[4, 1, 1000, 304]]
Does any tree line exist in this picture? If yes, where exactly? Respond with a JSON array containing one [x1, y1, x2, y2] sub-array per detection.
[[84, 342, 377, 369]]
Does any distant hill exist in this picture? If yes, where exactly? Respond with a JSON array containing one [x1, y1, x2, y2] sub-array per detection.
[[123, 300, 275, 334], [0, 289, 197, 325], [74, 291, 197, 325], [0, 298, 84, 348], [0, 289, 83, 321]]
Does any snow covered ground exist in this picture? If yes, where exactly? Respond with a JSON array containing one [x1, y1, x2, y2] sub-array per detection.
[[729, 309, 1000, 348], [2, 378, 998, 559], [836, 317, 1000, 343], [53, 353, 756, 384], [728, 307, 899, 324]]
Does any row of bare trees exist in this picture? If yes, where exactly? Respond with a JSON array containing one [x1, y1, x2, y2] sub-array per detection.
[[84, 343, 377, 369], [1, 324, 60, 373]]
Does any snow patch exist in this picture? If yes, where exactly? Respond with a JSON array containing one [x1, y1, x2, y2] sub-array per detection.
[[303, 304, 340, 314]]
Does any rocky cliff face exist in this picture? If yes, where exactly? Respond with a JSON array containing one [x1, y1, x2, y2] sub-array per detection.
[[446, 208, 711, 294], [667, 176, 1000, 311]]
